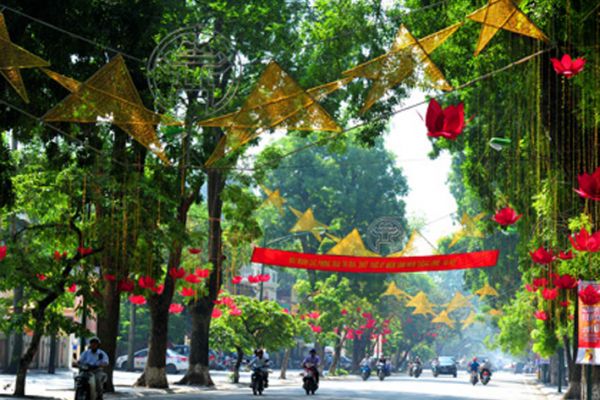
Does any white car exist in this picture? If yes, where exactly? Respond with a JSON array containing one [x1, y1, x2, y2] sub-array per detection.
[[116, 348, 188, 373]]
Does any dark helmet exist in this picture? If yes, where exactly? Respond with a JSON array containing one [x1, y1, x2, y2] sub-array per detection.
[[88, 336, 101, 345], [255, 349, 264, 356], [309, 349, 317, 354]]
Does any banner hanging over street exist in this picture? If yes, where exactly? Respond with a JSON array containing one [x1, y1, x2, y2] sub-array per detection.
[[577, 280, 600, 365], [251, 247, 499, 274]]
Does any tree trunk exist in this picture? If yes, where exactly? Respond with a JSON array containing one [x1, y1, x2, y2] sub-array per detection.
[[48, 334, 57, 374], [581, 365, 600, 400], [179, 167, 224, 386], [280, 348, 291, 379], [97, 280, 120, 392], [6, 286, 23, 374], [233, 347, 243, 384], [328, 336, 345, 375], [14, 329, 43, 396], [564, 298, 581, 399]]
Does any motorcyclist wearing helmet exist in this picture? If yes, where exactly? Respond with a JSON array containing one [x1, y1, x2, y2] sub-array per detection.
[[77, 337, 109, 400], [468, 357, 480, 379], [249, 349, 270, 388], [302, 349, 321, 384]]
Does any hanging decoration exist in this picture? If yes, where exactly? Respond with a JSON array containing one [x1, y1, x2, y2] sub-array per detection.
[[169, 303, 184, 314], [461, 310, 478, 329], [343, 23, 461, 113], [129, 295, 147, 305], [198, 61, 342, 166], [387, 230, 418, 257], [492, 206, 522, 227], [0, 245, 6, 261], [449, 212, 486, 248], [574, 167, 600, 201], [381, 281, 411, 300], [489, 309, 503, 317], [529, 246, 555, 265], [289, 207, 328, 241], [475, 283, 499, 298], [445, 292, 472, 313], [326, 229, 380, 257], [570, 228, 600, 252], [550, 54, 586, 78], [425, 99, 465, 140], [0, 13, 50, 103], [467, 0, 549, 56], [432, 310, 455, 328], [41, 55, 174, 164], [407, 292, 436, 316], [260, 185, 287, 216]]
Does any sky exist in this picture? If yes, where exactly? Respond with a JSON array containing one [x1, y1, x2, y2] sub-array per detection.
[[384, 90, 457, 255]]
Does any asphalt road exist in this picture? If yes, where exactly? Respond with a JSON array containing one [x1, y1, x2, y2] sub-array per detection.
[[165, 370, 546, 400]]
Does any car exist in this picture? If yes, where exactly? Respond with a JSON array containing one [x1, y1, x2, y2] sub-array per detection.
[[116, 348, 188, 373], [171, 345, 226, 370], [432, 356, 457, 378]]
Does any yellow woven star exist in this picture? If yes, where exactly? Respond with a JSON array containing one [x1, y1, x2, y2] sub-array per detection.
[[343, 23, 462, 113], [446, 292, 473, 313], [260, 185, 286, 216], [489, 309, 503, 316], [42, 55, 175, 164], [0, 13, 49, 103], [289, 207, 328, 241], [432, 310, 455, 328], [467, 0, 549, 56], [199, 61, 342, 166], [327, 229, 379, 257], [475, 283, 499, 299], [461, 311, 478, 330], [381, 281, 411, 301], [449, 212, 486, 248], [406, 291, 436, 316]]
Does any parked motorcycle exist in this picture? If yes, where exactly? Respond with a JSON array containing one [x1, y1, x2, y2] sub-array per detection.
[[302, 363, 319, 395], [360, 364, 372, 381], [480, 368, 492, 385], [251, 367, 267, 396]]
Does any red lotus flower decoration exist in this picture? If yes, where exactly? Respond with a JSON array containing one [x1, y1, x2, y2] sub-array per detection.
[[551, 54, 586, 78], [229, 308, 242, 317], [151, 284, 164, 295], [231, 276, 242, 285], [570, 228, 600, 252], [533, 277, 548, 288], [525, 284, 536, 293], [258, 274, 271, 282], [534, 310, 548, 321], [36, 273, 47, 281], [169, 303, 184, 314], [248, 275, 259, 284], [554, 274, 578, 290], [129, 295, 147, 305], [185, 274, 202, 284], [425, 99, 465, 140], [67, 284, 77, 293], [169, 267, 186, 280], [307, 311, 320, 320], [542, 288, 558, 301], [311, 325, 322, 334], [138, 276, 156, 289], [575, 167, 600, 201], [188, 248, 202, 255], [579, 284, 600, 305], [195, 268, 210, 278], [560, 300, 570, 308], [180, 287, 196, 297], [103, 274, 117, 282], [558, 250, 574, 260], [346, 330, 355, 340], [492, 206, 522, 226], [0, 245, 6, 261], [118, 279, 135, 293], [77, 246, 93, 256], [530, 247, 555, 265], [211, 308, 222, 318], [54, 250, 68, 261]]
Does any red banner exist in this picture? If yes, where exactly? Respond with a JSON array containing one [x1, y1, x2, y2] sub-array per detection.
[[251, 247, 499, 274]]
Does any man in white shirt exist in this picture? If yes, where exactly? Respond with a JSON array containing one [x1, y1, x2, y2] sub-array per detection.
[[77, 337, 109, 400]]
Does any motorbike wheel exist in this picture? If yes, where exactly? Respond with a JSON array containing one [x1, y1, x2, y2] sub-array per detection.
[[75, 387, 87, 400], [433, 372, 438, 378], [379, 372, 385, 381], [453, 372, 457, 378]]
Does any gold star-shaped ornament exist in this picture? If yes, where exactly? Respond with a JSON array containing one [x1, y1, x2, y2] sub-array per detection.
[[326, 229, 379, 257], [432, 310, 456, 328], [343, 23, 462, 113], [289, 207, 328, 241], [381, 281, 411, 301], [475, 283, 499, 299], [467, 0, 549, 56], [259, 185, 286, 216], [461, 311, 478, 330], [449, 212, 486, 248], [0, 13, 50, 103], [445, 292, 473, 313], [199, 61, 342, 166], [42, 55, 176, 164], [406, 291, 436, 316], [489, 309, 503, 316]]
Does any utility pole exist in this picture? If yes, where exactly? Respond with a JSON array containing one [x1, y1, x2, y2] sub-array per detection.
[[127, 303, 136, 371]]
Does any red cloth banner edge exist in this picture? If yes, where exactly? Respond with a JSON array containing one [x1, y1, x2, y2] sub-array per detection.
[[251, 247, 499, 274]]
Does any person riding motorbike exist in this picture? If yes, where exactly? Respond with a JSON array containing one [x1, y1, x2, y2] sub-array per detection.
[[249, 349, 270, 388], [468, 357, 480, 382], [302, 349, 321, 384], [412, 356, 422, 376], [480, 358, 493, 381], [376, 355, 391, 376], [75, 337, 109, 400]]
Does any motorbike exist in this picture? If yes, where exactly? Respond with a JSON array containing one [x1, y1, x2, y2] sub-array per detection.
[[251, 367, 267, 396], [302, 363, 319, 395], [480, 368, 492, 385], [74, 364, 101, 400], [470, 371, 479, 386], [360, 364, 372, 381], [411, 363, 422, 378], [376, 362, 390, 381]]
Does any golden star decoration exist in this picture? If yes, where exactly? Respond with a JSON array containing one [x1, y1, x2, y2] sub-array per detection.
[[475, 283, 499, 299], [445, 292, 473, 313], [343, 23, 462, 113], [199, 61, 342, 166], [42, 55, 175, 164], [259, 185, 286, 216], [489, 309, 503, 316], [449, 212, 486, 248], [381, 281, 411, 301], [432, 310, 456, 328], [326, 229, 379, 257], [289, 207, 328, 241], [406, 291, 436, 316], [0, 12, 50, 103], [461, 310, 478, 330], [467, 0, 549, 56]]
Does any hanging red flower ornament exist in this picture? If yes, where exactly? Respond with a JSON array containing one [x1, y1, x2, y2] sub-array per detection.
[[560, 300, 570, 308], [231, 276, 243, 285], [542, 288, 558, 301], [151, 284, 164, 295], [525, 284, 537, 293], [533, 277, 548, 288], [575, 167, 600, 201], [129, 295, 147, 305], [118, 279, 135, 293], [169, 267, 186, 280], [53, 250, 63, 261], [138, 276, 156, 289], [188, 248, 202, 255], [346, 330, 355, 340], [77, 246, 93, 256], [36, 273, 47, 281], [169, 303, 184, 314], [355, 329, 364, 337], [579, 285, 600, 305], [570, 228, 600, 252], [230, 308, 242, 317], [311, 325, 323, 334], [248, 275, 259, 284], [307, 311, 321, 320], [211, 308, 222, 318], [180, 287, 196, 297], [0, 245, 6, 261], [492, 206, 522, 227], [195, 268, 211, 278], [185, 274, 202, 284], [259, 274, 271, 282], [67, 284, 77, 293], [534, 310, 548, 321], [529, 247, 555, 265], [554, 274, 578, 290], [551, 54, 586, 78], [103, 274, 117, 282], [425, 99, 465, 140], [558, 250, 574, 260]]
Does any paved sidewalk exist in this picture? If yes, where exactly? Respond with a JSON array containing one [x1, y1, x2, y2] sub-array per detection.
[[522, 374, 565, 400]]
